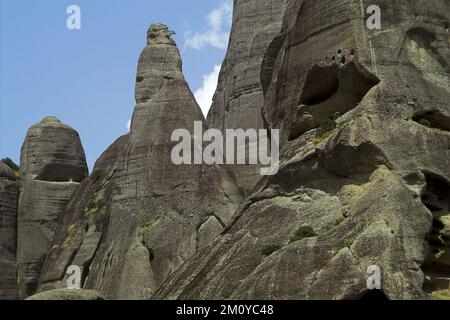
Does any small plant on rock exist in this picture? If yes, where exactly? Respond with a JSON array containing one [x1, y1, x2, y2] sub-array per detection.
[[262, 244, 282, 256], [1, 157, 19, 172], [289, 225, 317, 244]]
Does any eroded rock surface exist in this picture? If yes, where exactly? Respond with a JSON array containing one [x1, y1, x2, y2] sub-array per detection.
[[38, 24, 242, 299], [156, 0, 450, 300], [207, 0, 288, 192], [0, 163, 19, 300], [26, 289, 105, 300], [17, 116, 88, 298]]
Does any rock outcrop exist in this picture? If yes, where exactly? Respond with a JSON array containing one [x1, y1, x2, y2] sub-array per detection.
[[37, 24, 242, 299], [0, 163, 19, 300], [156, 0, 450, 300], [207, 0, 287, 192], [17, 116, 88, 298], [26, 289, 105, 300]]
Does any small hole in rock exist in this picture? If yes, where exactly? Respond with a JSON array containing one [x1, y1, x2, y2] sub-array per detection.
[[413, 110, 450, 131]]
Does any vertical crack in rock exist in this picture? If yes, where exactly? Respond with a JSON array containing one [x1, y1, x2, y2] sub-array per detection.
[[421, 173, 450, 293]]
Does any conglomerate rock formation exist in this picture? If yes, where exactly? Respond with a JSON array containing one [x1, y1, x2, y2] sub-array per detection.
[[17, 116, 88, 298], [1, 0, 449, 301], [207, 0, 288, 192], [155, 0, 450, 299], [37, 24, 242, 299], [0, 163, 19, 300]]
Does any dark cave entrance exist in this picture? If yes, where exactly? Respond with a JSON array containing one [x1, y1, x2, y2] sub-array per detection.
[[360, 290, 389, 300], [288, 61, 380, 141], [421, 173, 450, 293]]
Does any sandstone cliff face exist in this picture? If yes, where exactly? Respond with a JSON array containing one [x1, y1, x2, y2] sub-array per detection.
[[156, 0, 450, 300], [0, 163, 19, 300], [38, 24, 242, 299], [17, 116, 88, 298], [207, 0, 287, 192]]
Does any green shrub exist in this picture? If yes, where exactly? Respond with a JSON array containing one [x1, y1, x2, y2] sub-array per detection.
[[289, 225, 317, 244], [262, 244, 282, 256], [1, 157, 19, 172]]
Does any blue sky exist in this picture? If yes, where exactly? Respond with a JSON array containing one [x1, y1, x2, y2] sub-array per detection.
[[0, 0, 232, 170]]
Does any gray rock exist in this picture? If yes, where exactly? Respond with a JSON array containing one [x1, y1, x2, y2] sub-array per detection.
[[37, 24, 242, 299], [207, 0, 288, 192], [17, 116, 88, 298], [26, 289, 105, 300], [156, 0, 450, 300], [0, 163, 19, 300]]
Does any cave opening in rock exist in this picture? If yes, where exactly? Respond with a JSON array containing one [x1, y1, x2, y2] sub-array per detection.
[[300, 64, 340, 105], [288, 61, 380, 141], [421, 173, 450, 293], [413, 110, 450, 132]]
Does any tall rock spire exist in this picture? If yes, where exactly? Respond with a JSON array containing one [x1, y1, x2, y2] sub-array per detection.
[[17, 116, 88, 298], [38, 24, 242, 299], [207, 0, 288, 192]]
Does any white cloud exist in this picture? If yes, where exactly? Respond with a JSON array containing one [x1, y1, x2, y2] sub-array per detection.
[[185, 1, 232, 50], [126, 119, 131, 132], [194, 64, 221, 117]]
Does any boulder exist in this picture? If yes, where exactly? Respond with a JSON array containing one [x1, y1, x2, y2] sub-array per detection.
[[17, 116, 88, 298]]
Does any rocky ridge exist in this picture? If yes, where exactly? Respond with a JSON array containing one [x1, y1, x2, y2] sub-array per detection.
[[37, 24, 242, 299]]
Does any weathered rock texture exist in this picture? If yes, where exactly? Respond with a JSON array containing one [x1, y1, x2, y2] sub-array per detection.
[[17, 116, 88, 298], [156, 0, 450, 300], [26, 289, 105, 300], [37, 24, 242, 299], [0, 163, 19, 300], [207, 0, 287, 192]]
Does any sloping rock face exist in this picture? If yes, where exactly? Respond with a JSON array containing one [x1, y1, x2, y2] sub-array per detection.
[[156, 0, 450, 300], [17, 116, 88, 298], [207, 0, 287, 192], [26, 289, 105, 300], [0, 163, 19, 300], [38, 24, 242, 299]]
